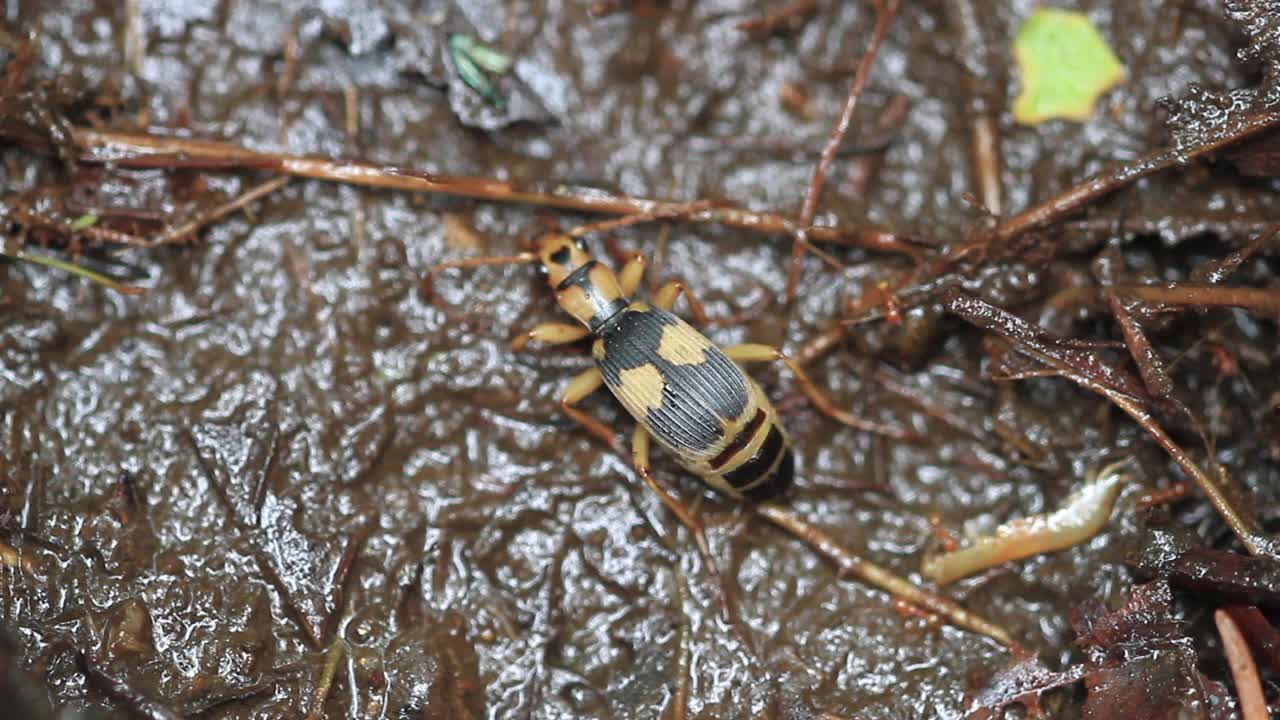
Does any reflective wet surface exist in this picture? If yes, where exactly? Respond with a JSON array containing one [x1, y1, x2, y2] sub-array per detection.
[[2, 2, 1278, 718]]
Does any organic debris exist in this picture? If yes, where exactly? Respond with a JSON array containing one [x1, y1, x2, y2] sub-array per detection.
[[970, 581, 1235, 719], [1134, 526, 1280, 608]]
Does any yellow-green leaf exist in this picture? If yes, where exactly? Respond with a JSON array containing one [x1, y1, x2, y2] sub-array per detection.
[[69, 213, 99, 231], [1013, 8, 1126, 125]]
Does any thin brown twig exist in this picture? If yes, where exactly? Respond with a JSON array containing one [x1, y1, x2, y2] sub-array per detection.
[[1108, 285, 1280, 316], [974, 108, 1280, 255], [566, 199, 722, 237], [755, 502, 1014, 647], [671, 571, 692, 720], [147, 175, 291, 248], [793, 113, 1280, 372], [0, 125, 919, 255], [945, 0, 1003, 216], [737, 0, 818, 37], [1215, 609, 1268, 720], [786, 0, 902, 301]]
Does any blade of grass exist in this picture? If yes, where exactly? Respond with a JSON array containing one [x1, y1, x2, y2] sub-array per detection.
[[5, 249, 144, 295]]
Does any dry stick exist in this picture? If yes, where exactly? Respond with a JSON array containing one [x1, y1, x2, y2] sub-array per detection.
[[1108, 285, 1280, 316], [570, 200, 849, 274], [945, 0, 1004, 216], [1223, 605, 1280, 676], [36, 126, 914, 254], [123, 0, 144, 75], [981, 108, 1280, 251], [785, 0, 902, 302], [671, 571, 692, 720], [755, 503, 1014, 647], [1215, 609, 1269, 720], [148, 175, 291, 247], [737, 0, 819, 36]]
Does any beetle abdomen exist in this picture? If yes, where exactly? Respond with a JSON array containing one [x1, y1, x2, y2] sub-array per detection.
[[593, 303, 794, 502]]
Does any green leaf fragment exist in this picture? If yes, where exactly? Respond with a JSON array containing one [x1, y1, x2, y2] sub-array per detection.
[[69, 213, 99, 231], [1013, 8, 1126, 125], [448, 34, 512, 108], [452, 34, 513, 74]]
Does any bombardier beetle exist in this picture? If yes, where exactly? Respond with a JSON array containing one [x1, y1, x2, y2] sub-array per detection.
[[431, 237, 1014, 645], [430, 233, 901, 520]]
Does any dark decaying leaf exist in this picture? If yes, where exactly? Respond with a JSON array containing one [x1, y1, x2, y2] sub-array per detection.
[[969, 582, 1235, 720], [1134, 526, 1280, 608], [1071, 580, 1183, 654], [1073, 582, 1235, 720], [966, 655, 1086, 719], [1221, 126, 1280, 175], [944, 290, 1150, 401], [1173, 1, 1280, 172], [1221, 605, 1280, 675], [382, 613, 486, 718], [1225, 0, 1280, 65]]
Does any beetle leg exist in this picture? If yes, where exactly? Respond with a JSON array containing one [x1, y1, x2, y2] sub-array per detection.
[[652, 280, 710, 325], [560, 368, 624, 454], [511, 322, 591, 352], [720, 343, 917, 441], [617, 253, 647, 297], [631, 426, 735, 620]]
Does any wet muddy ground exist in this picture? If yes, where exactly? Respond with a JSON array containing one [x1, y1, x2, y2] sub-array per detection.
[[2, 1, 1279, 718]]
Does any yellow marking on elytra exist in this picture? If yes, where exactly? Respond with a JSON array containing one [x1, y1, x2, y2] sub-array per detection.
[[617, 364, 666, 414], [656, 323, 708, 366]]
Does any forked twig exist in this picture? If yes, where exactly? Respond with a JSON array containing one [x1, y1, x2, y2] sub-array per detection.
[[786, 0, 903, 301]]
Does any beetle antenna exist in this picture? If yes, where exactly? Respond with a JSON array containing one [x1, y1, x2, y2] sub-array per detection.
[[428, 252, 538, 274]]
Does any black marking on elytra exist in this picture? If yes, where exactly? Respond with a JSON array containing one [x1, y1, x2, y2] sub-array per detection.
[[549, 245, 572, 265], [741, 448, 793, 502], [710, 408, 767, 470], [597, 306, 749, 452], [724, 424, 785, 489]]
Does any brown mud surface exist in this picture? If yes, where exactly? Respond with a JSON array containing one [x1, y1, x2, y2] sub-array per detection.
[[1, 1, 1278, 718]]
